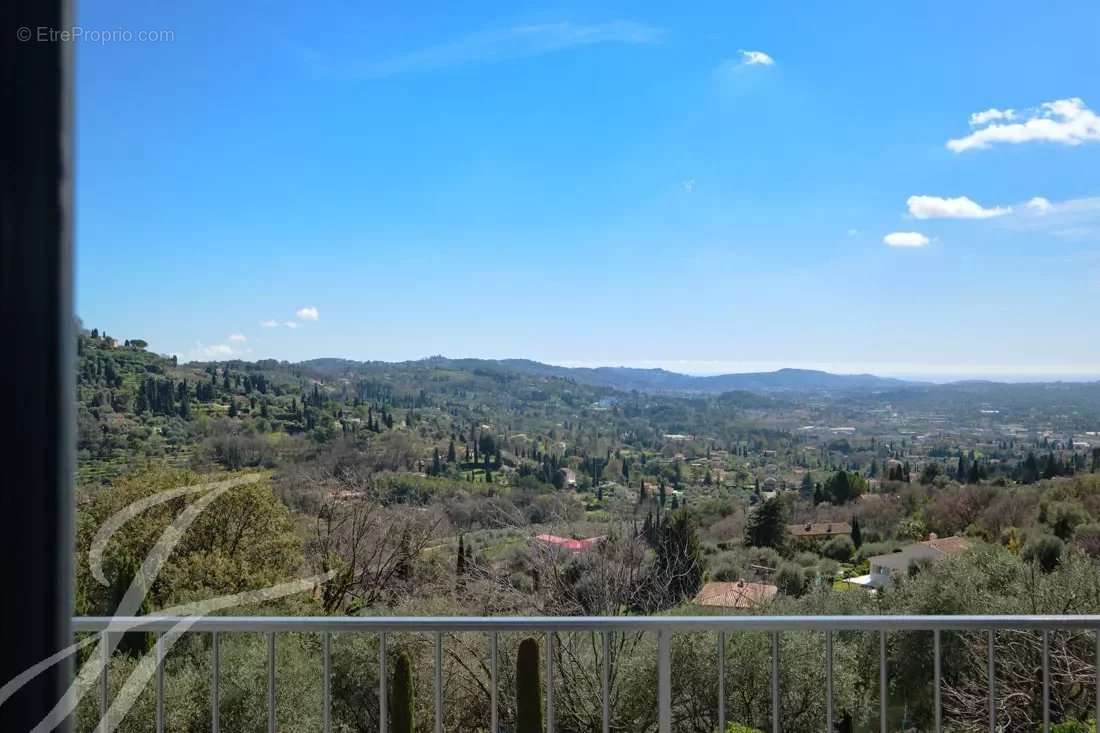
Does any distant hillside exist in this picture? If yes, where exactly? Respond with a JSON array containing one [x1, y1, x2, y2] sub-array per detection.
[[499, 362, 917, 394], [301, 356, 917, 394]]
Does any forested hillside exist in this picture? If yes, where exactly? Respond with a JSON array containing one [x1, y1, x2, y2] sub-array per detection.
[[73, 328, 1100, 732]]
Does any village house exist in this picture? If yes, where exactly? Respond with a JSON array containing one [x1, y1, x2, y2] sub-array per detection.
[[787, 521, 852, 541], [534, 534, 604, 552], [844, 535, 970, 591], [693, 580, 778, 610]]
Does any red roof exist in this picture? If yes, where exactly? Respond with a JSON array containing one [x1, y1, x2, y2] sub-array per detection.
[[535, 534, 604, 552], [694, 581, 778, 609]]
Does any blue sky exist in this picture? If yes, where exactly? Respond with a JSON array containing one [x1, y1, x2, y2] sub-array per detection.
[[76, 1, 1100, 379]]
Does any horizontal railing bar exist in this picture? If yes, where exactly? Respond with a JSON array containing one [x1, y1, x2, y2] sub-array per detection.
[[72, 615, 1100, 634]]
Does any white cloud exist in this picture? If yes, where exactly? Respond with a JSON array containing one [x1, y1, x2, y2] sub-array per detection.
[[883, 231, 930, 248], [682, 179, 695, 193], [969, 108, 1015, 127], [296, 306, 320, 321], [284, 321, 300, 329], [1026, 196, 1053, 213], [738, 49, 774, 66], [260, 320, 279, 328], [847, 228, 860, 237], [185, 342, 236, 361], [906, 195, 1011, 220], [947, 97, 1100, 153], [345, 21, 661, 78], [228, 333, 247, 342], [1007, 195, 1100, 240]]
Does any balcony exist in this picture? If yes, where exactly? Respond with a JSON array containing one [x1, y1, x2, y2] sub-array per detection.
[[73, 614, 1100, 733]]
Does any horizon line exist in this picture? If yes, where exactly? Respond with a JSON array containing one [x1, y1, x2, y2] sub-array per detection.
[[166, 349, 1100, 385]]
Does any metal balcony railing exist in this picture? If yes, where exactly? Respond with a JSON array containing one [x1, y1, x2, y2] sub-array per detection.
[[73, 615, 1100, 733]]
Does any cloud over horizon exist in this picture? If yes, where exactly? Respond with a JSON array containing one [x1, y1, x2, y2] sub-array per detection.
[[907, 195, 1011, 219], [948, 97, 1100, 152], [296, 306, 320, 321], [738, 49, 774, 67], [339, 21, 661, 78], [884, 231, 930, 247]]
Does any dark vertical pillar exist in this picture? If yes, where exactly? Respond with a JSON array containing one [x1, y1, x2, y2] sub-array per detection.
[[0, 0, 74, 730]]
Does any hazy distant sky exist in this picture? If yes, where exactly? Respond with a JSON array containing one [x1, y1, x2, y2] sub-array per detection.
[[76, 1, 1100, 378]]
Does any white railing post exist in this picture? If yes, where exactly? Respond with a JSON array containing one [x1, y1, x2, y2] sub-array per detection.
[[490, 632, 498, 733], [434, 632, 443, 733], [987, 630, 996, 733], [658, 629, 671, 733], [825, 630, 833, 733], [267, 632, 276, 733], [718, 631, 727, 733], [933, 629, 941, 733], [155, 634, 164, 733], [212, 631, 220, 733], [879, 630, 887, 733], [771, 632, 780, 733], [546, 631, 556, 733], [602, 631, 611, 733], [323, 632, 332, 733], [379, 632, 387, 733]]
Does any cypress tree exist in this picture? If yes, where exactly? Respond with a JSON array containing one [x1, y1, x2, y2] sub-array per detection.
[[456, 535, 466, 585], [851, 516, 862, 549], [516, 638, 543, 733], [109, 556, 154, 658], [391, 652, 415, 733]]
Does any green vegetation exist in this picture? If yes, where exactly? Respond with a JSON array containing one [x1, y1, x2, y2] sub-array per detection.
[[71, 327, 1100, 732]]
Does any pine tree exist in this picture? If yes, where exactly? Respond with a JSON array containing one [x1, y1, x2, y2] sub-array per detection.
[[744, 497, 786, 549], [109, 556, 154, 658], [653, 508, 704, 606]]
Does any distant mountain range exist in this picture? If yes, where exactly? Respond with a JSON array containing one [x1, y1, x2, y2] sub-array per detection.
[[495, 360, 920, 394], [301, 356, 921, 395]]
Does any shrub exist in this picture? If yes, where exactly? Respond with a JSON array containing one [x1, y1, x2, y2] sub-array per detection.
[[817, 558, 840, 583], [1022, 534, 1064, 573], [822, 535, 855, 562], [855, 541, 894, 564], [1051, 720, 1092, 733], [776, 562, 807, 597], [726, 724, 764, 733], [1074, 523, 1100, 557], [1047, 501, 1089, 541], [795, 551, 820, 567], [516, 637, 543, 733]]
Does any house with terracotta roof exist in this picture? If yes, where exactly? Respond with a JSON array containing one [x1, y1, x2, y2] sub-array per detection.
[[694, 580, 778, 610], [534, 534, 604, 552], [787, 522, 851, 540], [844, 535, 970, 591]]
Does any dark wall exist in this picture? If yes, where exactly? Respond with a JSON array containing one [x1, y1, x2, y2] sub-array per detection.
[[0, 0, 74, 729]]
